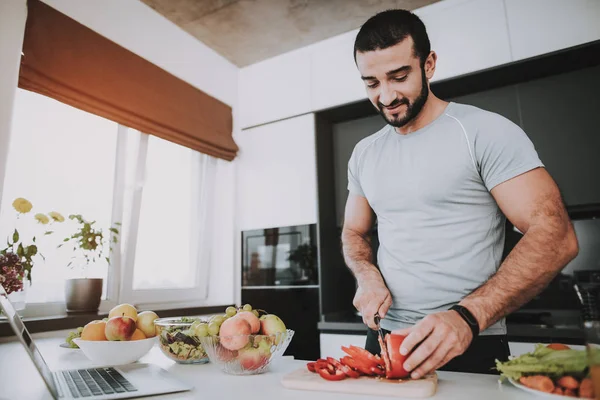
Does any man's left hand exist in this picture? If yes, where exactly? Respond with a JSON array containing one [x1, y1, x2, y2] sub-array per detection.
[[391, 311, 473, 379]]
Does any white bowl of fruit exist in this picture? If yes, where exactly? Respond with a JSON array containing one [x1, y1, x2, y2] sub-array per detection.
[[65, 304, 160, 365], [197, 304, 294, 375]]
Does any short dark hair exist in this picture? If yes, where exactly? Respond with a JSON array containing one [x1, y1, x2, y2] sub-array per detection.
[[354, 9, 431, 66]]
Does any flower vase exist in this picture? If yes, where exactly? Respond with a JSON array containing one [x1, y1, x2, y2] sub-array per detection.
[[6, 279, 29, 311], [65, 278, 103, 314]]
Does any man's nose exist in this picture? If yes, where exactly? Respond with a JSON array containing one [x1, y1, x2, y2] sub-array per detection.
[[379, 84, 397, 107]]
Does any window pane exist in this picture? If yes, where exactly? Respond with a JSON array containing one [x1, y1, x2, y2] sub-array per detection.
[[132, 136, 195, 290], [0, 90, 117, 303]]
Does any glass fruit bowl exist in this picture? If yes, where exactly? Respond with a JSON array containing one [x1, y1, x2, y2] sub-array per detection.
[[154, 317, 210, 364], [199, 329, 294, 375]]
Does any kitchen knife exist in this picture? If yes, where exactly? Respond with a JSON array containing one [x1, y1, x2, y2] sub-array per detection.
[[374, 312, 385, 342]]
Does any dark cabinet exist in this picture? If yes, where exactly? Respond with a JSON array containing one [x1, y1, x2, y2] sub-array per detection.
[[241, 287, 320, 361]]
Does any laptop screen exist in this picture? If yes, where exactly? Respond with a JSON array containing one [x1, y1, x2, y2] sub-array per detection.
[[0, 286, 59, 399]]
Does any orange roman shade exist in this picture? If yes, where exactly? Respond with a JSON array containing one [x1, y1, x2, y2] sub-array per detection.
[[18, 0, 237, 161]]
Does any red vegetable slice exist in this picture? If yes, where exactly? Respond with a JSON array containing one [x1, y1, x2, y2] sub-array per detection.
[[340, 356, 374, 376], [317, 367, 347, 381], [341, 346, 380, 368], [340, 365, 361, 379], [327, 357, 344, 369], [384, 334, 410, 379], [306, 362, 316, 373], [370, 366, 386, 376]]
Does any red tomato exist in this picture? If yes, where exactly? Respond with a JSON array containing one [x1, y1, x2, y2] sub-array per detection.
[[317, 367, 346, 381], [385, 334, 410, 379]]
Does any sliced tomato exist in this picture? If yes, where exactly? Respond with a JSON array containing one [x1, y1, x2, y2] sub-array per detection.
[[306, 362, 316, 373], [385, 334, 410, 379], [317, 367, 346, 381]]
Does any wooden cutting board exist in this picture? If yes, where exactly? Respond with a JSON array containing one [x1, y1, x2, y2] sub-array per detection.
[[281, 368, 438, 398]]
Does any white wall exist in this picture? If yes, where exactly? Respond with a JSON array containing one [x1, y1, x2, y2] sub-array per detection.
[[238, 0, 600, 130], [0, 0, 239, 307]]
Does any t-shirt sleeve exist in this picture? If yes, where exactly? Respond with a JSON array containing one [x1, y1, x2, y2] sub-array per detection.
[[474, 115, 545, 191], [347, 146, 365, 197]]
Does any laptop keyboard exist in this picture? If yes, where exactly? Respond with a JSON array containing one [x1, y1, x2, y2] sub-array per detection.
[[61, 367, 137, 397]]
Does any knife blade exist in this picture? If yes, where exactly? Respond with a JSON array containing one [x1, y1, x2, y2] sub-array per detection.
[[374, 312, 385, 342]]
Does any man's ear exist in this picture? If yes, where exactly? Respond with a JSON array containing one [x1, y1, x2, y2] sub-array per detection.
[[424, 51, 437, 80]]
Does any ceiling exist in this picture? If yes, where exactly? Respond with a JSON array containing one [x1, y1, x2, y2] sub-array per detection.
[[140, 0, 441, 67]]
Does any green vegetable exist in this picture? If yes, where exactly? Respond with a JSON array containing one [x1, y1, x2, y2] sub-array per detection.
[[495, 344, 588, 381]]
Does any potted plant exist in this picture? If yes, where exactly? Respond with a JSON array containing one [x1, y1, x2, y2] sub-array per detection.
[[60, 214, 120, 314], [0, 197, 63, 310]]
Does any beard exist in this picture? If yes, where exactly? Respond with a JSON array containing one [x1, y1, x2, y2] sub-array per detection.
[[376, 68, 429, 128]]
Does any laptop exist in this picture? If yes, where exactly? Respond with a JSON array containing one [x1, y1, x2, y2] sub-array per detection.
[[0, 286, 192, 399]]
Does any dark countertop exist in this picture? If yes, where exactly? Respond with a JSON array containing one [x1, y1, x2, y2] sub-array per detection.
[[318, 309, 585, 344]]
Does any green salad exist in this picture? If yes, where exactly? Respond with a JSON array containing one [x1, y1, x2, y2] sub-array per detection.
[[496, 344, 589, 381], [157, 317, 209, 364]]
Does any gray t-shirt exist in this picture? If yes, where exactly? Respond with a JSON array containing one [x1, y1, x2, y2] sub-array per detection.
[[347, 102, 544, 335]]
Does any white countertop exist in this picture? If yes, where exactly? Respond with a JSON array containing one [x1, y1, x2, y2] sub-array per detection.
[[0, 335, 536, 400]]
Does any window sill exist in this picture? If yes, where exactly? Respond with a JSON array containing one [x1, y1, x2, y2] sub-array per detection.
[[0, 304, 233, 338]]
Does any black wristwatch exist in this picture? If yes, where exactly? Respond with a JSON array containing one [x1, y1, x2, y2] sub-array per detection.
[[450, 305, 480, 338]]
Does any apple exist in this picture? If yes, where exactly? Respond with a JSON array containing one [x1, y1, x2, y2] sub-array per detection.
[[260, 314, 287, 344], [236, 311, 260, 334], [105, 316, 137, 341], [238, 347, 268, 370], [136, 311, 159, 338], [219, 316, 251, 351], [108, 303, 138, 322]]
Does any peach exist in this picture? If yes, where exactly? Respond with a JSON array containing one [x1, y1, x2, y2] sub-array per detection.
[[236, 311, 260, 334], [219, 316, 251, 351], [238, 347, 268, 370], [131, 329, 146, 341], [105, 316, 137, 341], [108, 303, 138, 321], [81, 320, 107, 341]]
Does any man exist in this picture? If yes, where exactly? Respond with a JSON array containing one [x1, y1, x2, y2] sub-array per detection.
[[342, 9, 579, 378]]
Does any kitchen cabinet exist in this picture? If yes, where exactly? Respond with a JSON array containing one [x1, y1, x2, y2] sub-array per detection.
[[235, 114, 318, 231], [319, 333, 367, 359], [238, 47, 312, 129], [505, 0, 600, 61], [309, 31, 366, 112], [243, 287, 320, 361], [416, 0, 512, 82]]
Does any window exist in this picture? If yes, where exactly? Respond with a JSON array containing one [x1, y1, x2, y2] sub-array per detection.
[[0, 89, 117, 304], [1, 90, 218, 314]]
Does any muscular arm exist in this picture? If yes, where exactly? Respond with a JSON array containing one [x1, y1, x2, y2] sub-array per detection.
[[460, 168, 579, 330], [342, 194, 376, 280], [342, 193, 391, 328]]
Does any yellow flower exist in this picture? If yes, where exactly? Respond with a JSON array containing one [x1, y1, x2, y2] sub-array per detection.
[[34, 213, 50, 224], [12, 198, 33, 214], [48, 211, 65, 222]]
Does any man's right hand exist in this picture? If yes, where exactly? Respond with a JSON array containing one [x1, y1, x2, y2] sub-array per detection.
[[353, 273, 392, 329]]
